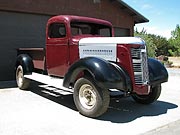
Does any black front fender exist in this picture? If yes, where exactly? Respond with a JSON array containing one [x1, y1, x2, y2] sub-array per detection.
[[148, 58, 168, 86], [63, 57, 131, 91]]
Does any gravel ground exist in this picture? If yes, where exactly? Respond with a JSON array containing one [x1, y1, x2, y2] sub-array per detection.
[[0, 68, 180, 135]]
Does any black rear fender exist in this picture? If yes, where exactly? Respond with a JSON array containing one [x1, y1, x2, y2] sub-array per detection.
[[15, 54, 34, 75], [63, 57, 132, 91]]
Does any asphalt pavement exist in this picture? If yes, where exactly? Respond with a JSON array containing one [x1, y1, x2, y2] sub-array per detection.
[[0, 68, 180, 135], [143, 119, 180, 135]]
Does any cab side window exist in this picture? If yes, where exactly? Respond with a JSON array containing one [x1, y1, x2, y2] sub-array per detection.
[[48, 23, 66, 38]]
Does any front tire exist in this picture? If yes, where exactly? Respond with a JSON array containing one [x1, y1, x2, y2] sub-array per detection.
[[16, 65, 30, 90], [73, 77, 110, 118], [132, 85, 161, 104]]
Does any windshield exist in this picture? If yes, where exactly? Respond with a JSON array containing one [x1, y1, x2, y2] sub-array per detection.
[[71, 22, 112, 37]]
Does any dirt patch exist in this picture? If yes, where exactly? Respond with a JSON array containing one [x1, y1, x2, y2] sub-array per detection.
[[169, 57, 180, 68]]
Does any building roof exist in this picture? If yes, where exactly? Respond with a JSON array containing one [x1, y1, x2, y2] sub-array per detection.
[[117, 0, 149, 24], [0, 0, 149, 24]]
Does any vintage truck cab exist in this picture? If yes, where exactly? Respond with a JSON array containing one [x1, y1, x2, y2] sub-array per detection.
[[15, 15, 168, 118]]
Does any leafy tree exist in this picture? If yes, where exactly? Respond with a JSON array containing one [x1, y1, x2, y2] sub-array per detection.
[[149, 34, 170, 56], [134, 29, 156, 57], [168, 24, 180, 56], [134, 28, 173, 57]]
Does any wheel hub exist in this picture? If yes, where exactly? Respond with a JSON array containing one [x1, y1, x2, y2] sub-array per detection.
[[79, 84, 97, 109]]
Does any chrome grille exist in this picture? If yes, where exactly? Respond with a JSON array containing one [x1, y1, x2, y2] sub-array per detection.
[[131, 48, 149, 85], [131, 49, 141, 59]]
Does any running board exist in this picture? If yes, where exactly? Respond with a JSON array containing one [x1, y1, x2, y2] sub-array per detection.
[[24, 72, 73, 93]]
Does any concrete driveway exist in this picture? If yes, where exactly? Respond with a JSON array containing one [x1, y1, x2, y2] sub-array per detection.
[[0, 68, 180, 135]]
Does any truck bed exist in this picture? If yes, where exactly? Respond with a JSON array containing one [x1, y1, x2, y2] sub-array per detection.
[[17, 48, 45, 70]]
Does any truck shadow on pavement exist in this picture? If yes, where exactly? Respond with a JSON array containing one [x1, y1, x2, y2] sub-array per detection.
[[30, 83, 78, 111], [30, 83, 178, 123], [0, 81, 17, 89], [99, 97, 178, 123]]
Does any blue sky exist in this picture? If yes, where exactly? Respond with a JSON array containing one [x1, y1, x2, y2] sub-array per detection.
[[122, 0, 180, 39]]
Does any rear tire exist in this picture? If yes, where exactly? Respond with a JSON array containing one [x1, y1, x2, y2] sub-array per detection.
[[16, 65, 30, 90], [73, 77, 110, 118], [132, 85, 161, 104]]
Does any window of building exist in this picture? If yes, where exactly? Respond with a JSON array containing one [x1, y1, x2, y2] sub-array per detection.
[[93, 0, 101, 3], [114, 27, 130, 37], [48, 23, 66, 38], [99, 28, 111, 37]]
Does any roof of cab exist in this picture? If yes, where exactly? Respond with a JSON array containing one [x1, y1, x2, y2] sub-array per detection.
[[48, 15, 113, 27]]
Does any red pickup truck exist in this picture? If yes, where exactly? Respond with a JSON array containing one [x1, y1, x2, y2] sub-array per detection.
[[15, 15, 168, 118]]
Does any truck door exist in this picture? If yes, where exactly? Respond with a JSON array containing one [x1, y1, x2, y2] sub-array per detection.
[[46, 22, 69, 77]]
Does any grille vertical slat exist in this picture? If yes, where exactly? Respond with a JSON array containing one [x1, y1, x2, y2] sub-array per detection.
[[131, 48, 149, 85]]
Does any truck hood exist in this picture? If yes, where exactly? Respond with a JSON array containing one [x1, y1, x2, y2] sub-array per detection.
[[79, 37, 145, 45], [79, 37, 145, 62]]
